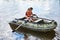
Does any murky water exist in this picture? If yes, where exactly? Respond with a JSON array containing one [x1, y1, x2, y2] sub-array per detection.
[[0, 20, 60, 40], [0, 0, 60, 40]]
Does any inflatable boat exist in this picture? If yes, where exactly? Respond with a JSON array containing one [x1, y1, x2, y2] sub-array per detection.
[[9, 16, 57, 32]]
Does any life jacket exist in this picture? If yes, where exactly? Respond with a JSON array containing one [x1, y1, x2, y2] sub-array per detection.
[[26, 11, 32, 17]]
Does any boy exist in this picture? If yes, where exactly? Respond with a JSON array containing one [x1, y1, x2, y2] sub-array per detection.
[[25, 7, 33, 22]]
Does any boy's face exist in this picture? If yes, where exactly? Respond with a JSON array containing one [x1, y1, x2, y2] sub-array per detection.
[[28, 9, 32, 12]]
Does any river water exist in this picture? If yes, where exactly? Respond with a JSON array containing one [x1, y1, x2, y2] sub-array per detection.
[[0, 0, 60, 40]]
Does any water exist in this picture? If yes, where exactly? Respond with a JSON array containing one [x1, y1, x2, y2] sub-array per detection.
[[0, 0, 60, 40]]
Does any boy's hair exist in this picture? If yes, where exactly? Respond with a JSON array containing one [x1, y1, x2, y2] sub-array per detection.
[[28, 7, 33, 10]]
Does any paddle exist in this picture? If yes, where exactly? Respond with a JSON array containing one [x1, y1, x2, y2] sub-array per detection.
[[32, 14, 53, 21], [12, 20, 27, 32], [12, 23, 23, 32]]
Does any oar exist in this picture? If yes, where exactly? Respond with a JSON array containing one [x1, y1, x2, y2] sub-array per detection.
[[38, 18, 53, 21], [33, 14, 53, 21], [12, 20, 27, 32], [35, 15, 53, 21], [12, 23, 23, 32]]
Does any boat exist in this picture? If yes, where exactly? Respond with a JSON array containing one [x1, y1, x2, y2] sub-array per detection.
[[9, 15, 57, 32]]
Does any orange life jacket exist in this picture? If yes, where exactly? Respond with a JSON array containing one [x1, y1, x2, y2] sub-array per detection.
[[26, 11, 32, 17]]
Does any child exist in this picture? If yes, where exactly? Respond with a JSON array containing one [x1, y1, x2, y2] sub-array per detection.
[[25, 7, 33, 22]]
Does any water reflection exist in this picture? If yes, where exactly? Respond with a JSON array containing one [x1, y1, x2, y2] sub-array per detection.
[[53, 30, 60, 40], [14, 27, 56, 40]]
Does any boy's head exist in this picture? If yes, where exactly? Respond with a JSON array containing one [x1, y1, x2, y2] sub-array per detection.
[[28, 7, 33, 10]]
